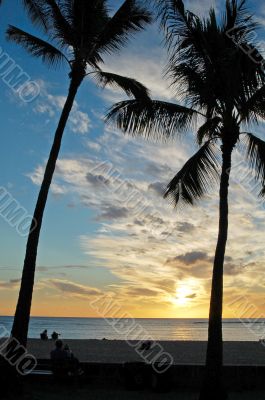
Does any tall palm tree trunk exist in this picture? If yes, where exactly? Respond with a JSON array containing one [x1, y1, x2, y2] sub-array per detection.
[[11, 72, 83, 347], [199, 142, 233, 400]]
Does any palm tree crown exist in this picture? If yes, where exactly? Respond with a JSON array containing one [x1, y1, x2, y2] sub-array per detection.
[[107, 0, 265, 201], [7, 0, 151, 97]]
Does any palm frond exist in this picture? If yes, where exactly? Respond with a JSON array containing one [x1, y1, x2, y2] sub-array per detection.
[[157, 0, 265, 116], [156, 0, 203, 53], [6, 25, 67, 68], [156, 0, 185, 34], [224, 0, 265, 102], [72, 0, 109, 37], [197, 116, 222, 145], [94, 71, 150, 100], [22, 0, 49, 31], [95, 0, 152, 55], [244, 133, 265, 196], [164, 141, 220, 207], [224, 0, 257, 42], [156, 0, 222, 106], [168, 61, 217, 110], [44, 0, 74, 47], [239, 85, 265, 123], [58, 0, 73, 24], [106, 99, 202, 141]]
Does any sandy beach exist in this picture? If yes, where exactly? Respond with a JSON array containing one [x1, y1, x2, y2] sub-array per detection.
[[21, 339, 265, 365]]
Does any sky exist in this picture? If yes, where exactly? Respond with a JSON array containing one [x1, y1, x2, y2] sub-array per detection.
[[1, 0, 265, 319]]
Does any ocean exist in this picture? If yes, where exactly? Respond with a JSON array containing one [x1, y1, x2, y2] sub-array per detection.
[[1, 317, 265, 342]]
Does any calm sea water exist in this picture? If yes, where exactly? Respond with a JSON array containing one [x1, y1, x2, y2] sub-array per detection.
[[1, 317, 265, 341]]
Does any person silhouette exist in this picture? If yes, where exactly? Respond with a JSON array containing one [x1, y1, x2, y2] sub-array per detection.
[[51, 331, 60, 340], [50, 340, 83, 377], [40, 329, 48, 340]]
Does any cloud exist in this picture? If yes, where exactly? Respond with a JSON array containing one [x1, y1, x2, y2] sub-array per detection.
[[69, 110, 91, 134], [170, 251, 210, 265], [178, 222, 195, 234], [166, 252, 212, 280], [9, 279, 21, 283], [148, 181, 165, 196], [0, 279, 20, 289], [186, 293, 197, 299], [37, 265, 91, 272], [34, 82, 91, 134], [86, 141, 101, 152], [224, 260, 248, 277], [125, 287, 160, 297], [95, 206, 129, 221], [86, 172, 110, 187], [48, 279, 102, 298]]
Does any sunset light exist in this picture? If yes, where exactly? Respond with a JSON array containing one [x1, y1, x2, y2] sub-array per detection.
[[173, 279, 199, 306]]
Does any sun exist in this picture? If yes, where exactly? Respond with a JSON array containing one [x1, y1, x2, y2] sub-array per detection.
[[172, 279, 198, 307], [175, 286, 192, 306]]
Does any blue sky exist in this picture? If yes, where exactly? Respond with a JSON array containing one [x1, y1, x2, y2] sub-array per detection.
[[1, 0, 265, 318]]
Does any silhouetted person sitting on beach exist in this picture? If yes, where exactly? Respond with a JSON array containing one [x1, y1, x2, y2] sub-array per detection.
[[51, 340, 67, 361], [64, 344, 83, 375], [50, 339, 69, 378], [40, 329, 48, 340], [51, 331, 60, 340], [64, 344, 73, 359], [50, 340, 83, 378]]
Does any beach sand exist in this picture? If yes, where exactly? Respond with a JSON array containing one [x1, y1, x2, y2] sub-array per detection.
[[23, 339, 265, 365]]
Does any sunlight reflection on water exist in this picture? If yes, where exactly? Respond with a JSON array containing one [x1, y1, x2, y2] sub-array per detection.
[[1, 317, 264, 341]]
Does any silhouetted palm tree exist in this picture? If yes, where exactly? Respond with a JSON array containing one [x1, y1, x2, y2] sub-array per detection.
[[106, 1, 265, 398], [8, 0, 151, 347]]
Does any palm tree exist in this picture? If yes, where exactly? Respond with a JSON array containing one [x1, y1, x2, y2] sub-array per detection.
[[106, 1, 265, 398], [8, 0, 151, 347]]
